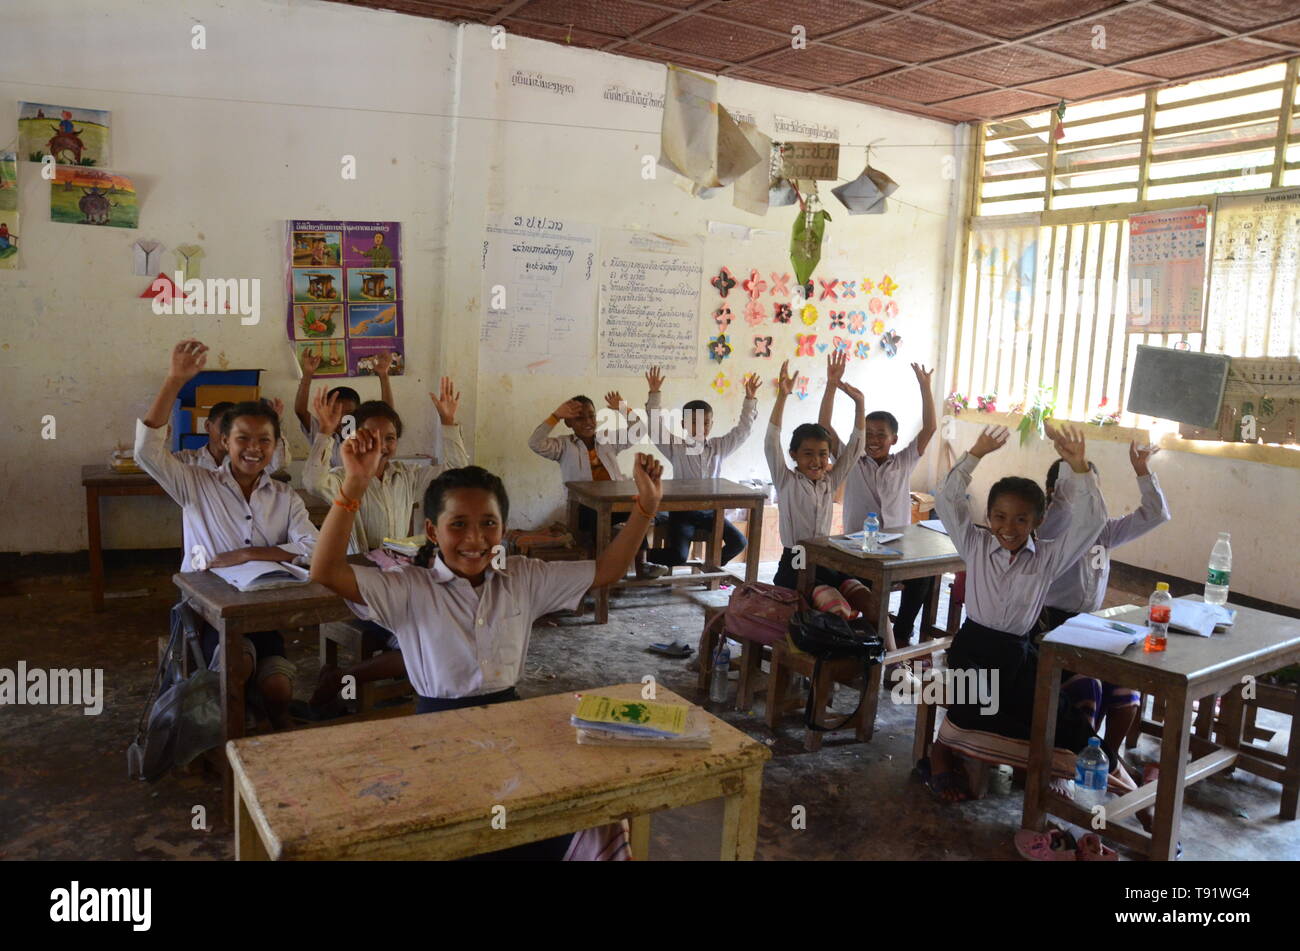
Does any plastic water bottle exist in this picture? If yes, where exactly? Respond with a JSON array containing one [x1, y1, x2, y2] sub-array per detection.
[[709, 641, 731, 704], [1074, 737, 1109, 808], [862, 513, 881, 553], [1145, 581, 1171, 653], [1205, 533, 1232, 606]]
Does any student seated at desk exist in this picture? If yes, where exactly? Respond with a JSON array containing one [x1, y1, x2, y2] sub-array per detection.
[[528, 393, 663, 579], [819, 358, 937, 648], [138, 340, 318, 731], [1040, 435, 1171, 763], [311, 433, 664, 860], [294, 349, 396, 468], [928, 424, 1145, 805], [638, 364, 758, 570], [174, 399, 289, 473], [303, 379, 468, 710]]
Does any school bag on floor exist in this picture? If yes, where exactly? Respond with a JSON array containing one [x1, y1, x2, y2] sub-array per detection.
[[787, 610, 885, 732], [127, 600, 223, 782], [717, 581, 805, 645]]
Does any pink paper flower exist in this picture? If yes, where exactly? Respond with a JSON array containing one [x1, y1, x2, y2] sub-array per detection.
[[742, 269, 767, 300]]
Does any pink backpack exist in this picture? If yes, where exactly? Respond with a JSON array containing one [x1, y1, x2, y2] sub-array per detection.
[[715, 581, 806, 646]]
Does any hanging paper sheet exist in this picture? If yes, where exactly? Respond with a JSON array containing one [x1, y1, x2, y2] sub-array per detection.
[[286, 220, 403, 378], [659, 65, 761, 189], [1126, 206, 1207, 333], [598, 229, 703, 376], [481, 213, 598, 375]]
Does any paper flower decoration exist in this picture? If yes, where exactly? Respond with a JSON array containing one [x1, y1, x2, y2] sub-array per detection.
[[832, 336, 849, 355], [753, 336, 773, 357], [713, 304, 733, 332], [795, 333, 817, 357], [860, 278, 874, 294], [946, 392, 969, 414], [773, 302, 793, 323], [829, 311, 847, 330], [818, 278, 839, 300], [872, 317, 885, 335], [802, 279, 815, 302], [816, 342, 829, 353], [708, 334, 732, 363], [840, 280, 856, 299], [744, 298, 766, 326], [711, 372, 731, 395], [878, 274, 898, 296], [886, 300, 899, 318], [743, 269, 767, 300], [711, 267, 737, 297], [880, 329, 901, 358], [854, 340, 870, 360], [848, 311, 866, 334], [795, 375, 810, 400], [868, 297, 883, 315], [769, 273, 791, 297], [800, 303, 819, 326], [977, 394, 997, 413]]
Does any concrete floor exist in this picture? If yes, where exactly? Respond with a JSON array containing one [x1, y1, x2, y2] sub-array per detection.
[[1, 552, 1295, 861]]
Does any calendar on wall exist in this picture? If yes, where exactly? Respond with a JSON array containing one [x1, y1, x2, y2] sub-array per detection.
[[1126, 206, 1208, 334]]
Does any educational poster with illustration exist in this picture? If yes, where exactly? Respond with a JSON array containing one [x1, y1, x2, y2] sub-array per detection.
[[286, 220, 403, 378], [1126, 206, 1207, 333], [0, 151, 16, 211], [18, 102, 111, 166], [0, 211, 19, 269], [50, 167, 138, 228], [481, 213, 598, 376]]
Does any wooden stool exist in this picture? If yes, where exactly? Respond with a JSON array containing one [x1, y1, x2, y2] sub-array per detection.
[[912, 696, 993, 799], [689, 589, 771, 711], [319, 621, 413, 719], [765, 639, 873, 752]]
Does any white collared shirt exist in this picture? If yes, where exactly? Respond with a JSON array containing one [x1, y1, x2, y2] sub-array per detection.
[[304, 416, 343, 468], [174, 437, 288, 473], [644, 392, 756, 479], [830, 433, 921, 531], [352, 555, 596, 698], [765, 422, 864, 548], [935, 452, 1107, 635], [136, 419, 318, 572], [528, 421, 630, 486], [302, 423, 469, 553], [1041, 472, 1171, 614]]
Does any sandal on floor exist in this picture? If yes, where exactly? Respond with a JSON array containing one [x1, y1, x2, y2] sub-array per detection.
[[1014, 828, 1078, 861], [1076, 833, 1118, 861], [914, 758, 970, 803], [647, 641, 693, 658]]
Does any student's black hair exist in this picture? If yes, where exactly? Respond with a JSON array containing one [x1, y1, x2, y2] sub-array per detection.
[[415, 466, 511, 567], [329, 386, 362, 405], [570, 395, 595, 409], [353, 400, 403, 439], [987, 476, 1046, 522], [789, 422, 832, 455], [1044, 458, 1099, 496], [221, 401, 281, 441], [205, 401, 235, 429], [865, 410, 899, 435], [682, 399, 713, 416]]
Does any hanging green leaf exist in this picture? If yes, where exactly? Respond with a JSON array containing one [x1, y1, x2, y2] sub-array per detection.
[[791, 208, 830, 286], [1017, 385, 1056, 446]]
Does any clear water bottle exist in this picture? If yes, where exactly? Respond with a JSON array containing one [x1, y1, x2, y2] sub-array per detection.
[[1074, 737, 1109, 808], [709, 641, 731, 704], [1145, 581, 1171, 653], [1205, 532, 1232, 606], [862, 512, 881, 553]]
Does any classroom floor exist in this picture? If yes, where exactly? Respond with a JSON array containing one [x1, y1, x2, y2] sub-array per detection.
[[2, 553, 1296, 862]]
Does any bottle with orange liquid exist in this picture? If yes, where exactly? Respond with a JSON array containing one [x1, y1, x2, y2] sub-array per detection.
[[1145, 581, 1171, 653]]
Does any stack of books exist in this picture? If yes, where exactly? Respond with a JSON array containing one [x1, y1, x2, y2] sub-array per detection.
[[109, 448, 143, 474], [571, 694, 711, 749], [382, 534, 428, 558]]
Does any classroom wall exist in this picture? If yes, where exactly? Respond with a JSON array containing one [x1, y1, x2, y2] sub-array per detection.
[[0, 0, 959, 553]]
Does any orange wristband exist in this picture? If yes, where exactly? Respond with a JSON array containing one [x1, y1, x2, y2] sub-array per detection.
[[333, 491, 361, 512]]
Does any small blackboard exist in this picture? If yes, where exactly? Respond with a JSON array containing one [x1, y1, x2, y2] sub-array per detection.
[[1126, 345, 1230, 428]]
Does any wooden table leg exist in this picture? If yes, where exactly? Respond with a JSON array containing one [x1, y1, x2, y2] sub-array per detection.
[[629, 814, 652, 861], [918, 576, 939, 642], [720, 765, 762, 861], [765, 650, 788, 729], [804, 661, 834, 752], [1193, 691, 1217, 739], [567, 498, 580, 539], [707, 505, 725, 590], [744, 501, 762, 584], [1152, 685, 1192, 861], [872, 570, 891, 645], [913, 694, 937, 766], [235, 782, 269, 860], [220, 623, 246, 824], [1282, 682, 1300, 821], [1022, 647, 1063, 833], [737, 641, 762, 711], [859, 664, 882, 742], [594, 503, 611, 625], [86, 486, 105, 612]]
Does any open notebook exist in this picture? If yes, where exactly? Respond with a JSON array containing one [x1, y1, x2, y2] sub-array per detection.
[[211, 560, 311, 592]]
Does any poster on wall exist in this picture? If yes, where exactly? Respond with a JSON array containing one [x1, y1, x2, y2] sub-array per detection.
[[0, 211, 19, 269], [50, 168, 138, 228], [480, 213, 598, 376], [1126, 206, 1207, 333], [18, 102, 111, 166], [286, 220, 403, 378], [0, 151, 16, 211], [598, 229, 703, 376]]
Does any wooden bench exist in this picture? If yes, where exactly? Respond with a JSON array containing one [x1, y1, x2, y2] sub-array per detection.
[[319, 621, 414, 721], [687, 589, 775, 712]]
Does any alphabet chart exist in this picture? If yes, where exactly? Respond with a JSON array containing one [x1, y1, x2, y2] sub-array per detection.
[[1127, 206, 1207, 333]]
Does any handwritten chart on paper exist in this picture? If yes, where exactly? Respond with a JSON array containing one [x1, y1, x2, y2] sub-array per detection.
[[481, 215, 598, 375], [1126, 206, 1207, 333], [1207, 189, 1300, 355], [598, 229, 703, 376]]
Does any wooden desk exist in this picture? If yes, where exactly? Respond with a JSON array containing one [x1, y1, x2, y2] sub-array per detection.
[[82, 464, 325, 611], [565, 479, 766, 624], [173, 569, 355, 819], [227, 682, 771, 861], [1023, 599, 1300, 861]]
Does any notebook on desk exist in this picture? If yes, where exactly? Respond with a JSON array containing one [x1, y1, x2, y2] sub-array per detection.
[[211, 560, 311, 592]]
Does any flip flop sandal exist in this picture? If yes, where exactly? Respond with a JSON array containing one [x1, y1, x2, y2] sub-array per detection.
[[647, 641, 693, 658], [1075, 833, 1118, 861], [1015, 828, 1078, 861]]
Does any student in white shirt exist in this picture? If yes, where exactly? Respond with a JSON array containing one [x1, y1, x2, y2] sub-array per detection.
[[528, 394, 663, 578], [640, 364, 758, 569], [294, 348, 395, 468], [928, 424, 1144, 803], [819, 360, 937, 646], [138, 340, 318, 730], [311, 429, 664, 859], [174, 399, 290, 473], [303, 379, 469, 710], [1041, 439, 1171, 759]]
